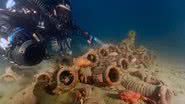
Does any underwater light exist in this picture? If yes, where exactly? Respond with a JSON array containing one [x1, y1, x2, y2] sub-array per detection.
[[6, 0, 16, 8], [93, 36, 104, 46], [0, 38, 9, 50]]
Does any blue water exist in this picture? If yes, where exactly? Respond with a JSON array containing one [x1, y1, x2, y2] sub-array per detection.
[[0, 0, 185, 63], [71, 0, 185, 63]]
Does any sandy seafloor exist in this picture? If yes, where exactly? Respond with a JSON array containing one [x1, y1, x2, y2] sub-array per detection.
[[0, 0, 185, 103], [0, 52, 184, 104]]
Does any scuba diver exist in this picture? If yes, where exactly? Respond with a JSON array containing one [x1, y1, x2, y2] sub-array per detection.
[[0, 0, 94, 66]]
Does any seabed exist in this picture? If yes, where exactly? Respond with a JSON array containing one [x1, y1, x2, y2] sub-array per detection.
[[0, 31, 185, 104]]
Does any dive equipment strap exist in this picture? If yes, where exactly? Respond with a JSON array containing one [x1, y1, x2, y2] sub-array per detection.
[[8, 27, 24, 44]]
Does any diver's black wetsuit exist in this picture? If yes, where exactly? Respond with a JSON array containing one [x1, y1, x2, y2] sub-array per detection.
[[0, 0, 93, 66]]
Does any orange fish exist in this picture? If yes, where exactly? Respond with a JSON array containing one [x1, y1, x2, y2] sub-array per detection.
[[75, 58, 92, 68], [119, 90, 142, 103]]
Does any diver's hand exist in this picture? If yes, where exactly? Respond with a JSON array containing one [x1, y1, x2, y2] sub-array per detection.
[[87, 36, 93, 44], [82, 32, 93, 44]]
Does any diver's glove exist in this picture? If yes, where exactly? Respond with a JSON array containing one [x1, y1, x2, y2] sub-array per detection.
[[87, 35, 94, 44], [82, 32, 94, 44], [83, 32, 105, 45]]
